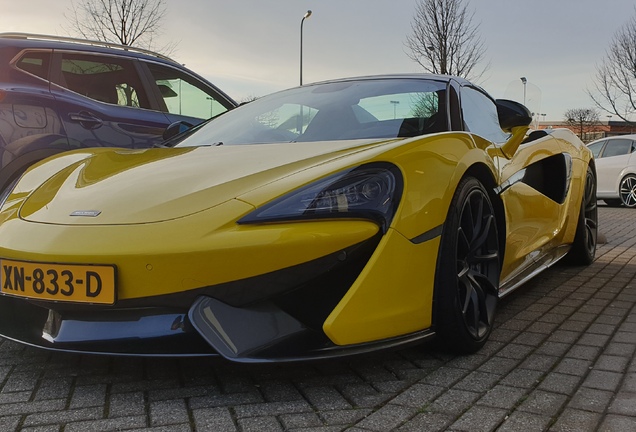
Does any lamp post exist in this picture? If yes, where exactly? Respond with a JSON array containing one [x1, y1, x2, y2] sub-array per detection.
[[390, 100, 400, 119], [300, 10, 312, 86], [520, 77, 527, 105], [206, 96, 214, 118]]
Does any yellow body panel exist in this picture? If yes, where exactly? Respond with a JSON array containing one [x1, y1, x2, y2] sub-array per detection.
[[323, 229, 440, 345], [0, 200, 380, 300]]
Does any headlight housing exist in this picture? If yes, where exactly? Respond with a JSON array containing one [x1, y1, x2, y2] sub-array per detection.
[[238, 163, 403, 232]]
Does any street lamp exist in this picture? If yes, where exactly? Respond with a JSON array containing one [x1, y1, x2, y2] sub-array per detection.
[[300, 10, 312, 86], [206, 96, 215, 118], [520, 77, 527, 105], [390, 100, 400, 119]]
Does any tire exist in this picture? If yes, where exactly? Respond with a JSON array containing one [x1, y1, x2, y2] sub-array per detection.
[[435, 177, 500, 354], [603, 199, 622, 207], [566, 166, 598, 265], [619, 174, 636, 208]]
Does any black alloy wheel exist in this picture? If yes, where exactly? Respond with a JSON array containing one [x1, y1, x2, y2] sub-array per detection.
[[619, 174, 636, 208], [566, 165, 598, 265], [435, 177, 500, 354]]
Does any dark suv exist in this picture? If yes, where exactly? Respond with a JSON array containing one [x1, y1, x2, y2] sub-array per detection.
[[0, 33, 237, 191]]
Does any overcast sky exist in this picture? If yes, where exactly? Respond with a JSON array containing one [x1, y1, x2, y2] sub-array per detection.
[[3, 0, 635, 120]]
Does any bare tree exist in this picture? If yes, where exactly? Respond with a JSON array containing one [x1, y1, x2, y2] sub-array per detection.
[[65, 0, 174, 54], [588, 9, 636, 124], [564, 108, 600, 142], [404, 0, 488, 81]]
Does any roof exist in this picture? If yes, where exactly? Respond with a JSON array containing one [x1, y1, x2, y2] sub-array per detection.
[[0, 32, 176, 65]]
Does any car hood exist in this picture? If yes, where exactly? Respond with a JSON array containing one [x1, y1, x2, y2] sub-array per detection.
[[16, 139, 393, 225]]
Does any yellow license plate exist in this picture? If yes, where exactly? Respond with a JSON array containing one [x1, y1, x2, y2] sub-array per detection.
[[0, 259, 116, 304]]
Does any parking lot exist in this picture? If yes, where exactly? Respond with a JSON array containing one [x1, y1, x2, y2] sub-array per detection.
[[0, 206, 633, 431]]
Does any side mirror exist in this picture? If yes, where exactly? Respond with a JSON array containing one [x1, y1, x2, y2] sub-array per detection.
[[496, 99, 532, 132], [163, 121, 194, 141]]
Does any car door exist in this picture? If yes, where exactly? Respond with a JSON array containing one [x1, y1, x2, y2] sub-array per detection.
[[49, 50, 173, 149], [460, 87, 568, 284], [594, 138, 634, 196]]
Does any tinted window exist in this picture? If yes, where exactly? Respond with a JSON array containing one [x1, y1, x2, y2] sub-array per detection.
[[587, 141, 605, 158], [15, 51, 50, 80], [53, 53, 150, 109], [601, 139, 633, 158], [461, 86, 508, 143], [146, 63, 229, 120]]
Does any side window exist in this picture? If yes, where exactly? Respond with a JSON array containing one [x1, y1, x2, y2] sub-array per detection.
[[145, 63, 229, 120], [461, 86, 509, 143], [602, 139, 632, 158], [587, 141, 605, 158], [15, 51, 51, 80], [53, 53, 150, 109]]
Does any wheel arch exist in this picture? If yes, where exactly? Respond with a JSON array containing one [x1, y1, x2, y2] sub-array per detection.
[[462, 162, 507, 266]]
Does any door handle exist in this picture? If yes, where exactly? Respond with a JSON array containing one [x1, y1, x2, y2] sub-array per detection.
[[68, 111, 103, 129]]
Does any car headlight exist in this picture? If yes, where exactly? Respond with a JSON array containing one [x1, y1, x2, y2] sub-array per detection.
[[238, 163, 403, 232]]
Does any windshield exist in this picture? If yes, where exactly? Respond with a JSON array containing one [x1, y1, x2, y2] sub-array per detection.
[[175, 78, 449, 147]]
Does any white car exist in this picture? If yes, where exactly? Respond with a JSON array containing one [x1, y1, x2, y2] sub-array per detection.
[[587, 135, 636, 207]]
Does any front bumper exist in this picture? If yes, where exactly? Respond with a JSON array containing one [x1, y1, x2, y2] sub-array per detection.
[[0, 233, 437, 361]]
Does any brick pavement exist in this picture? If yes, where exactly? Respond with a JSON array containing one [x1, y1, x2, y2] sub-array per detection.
[[0, 206, 634, 431]]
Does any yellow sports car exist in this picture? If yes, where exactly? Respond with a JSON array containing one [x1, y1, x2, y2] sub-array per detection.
[[0, 75, 597, 362]]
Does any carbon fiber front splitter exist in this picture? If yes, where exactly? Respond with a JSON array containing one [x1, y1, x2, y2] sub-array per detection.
[[0, 294, 435, 361], [0, 295, 215, 356]]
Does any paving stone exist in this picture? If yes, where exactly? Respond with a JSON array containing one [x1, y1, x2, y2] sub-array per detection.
[[622, 372, 636, 392], [65, 415, 148, 432], [260, 380, 304, 402], [499, 368, 545, 389], [149, 399, 190, 426], [233, 400, 312, 418], [191, 407, 237, 432], [537, 372, 582, 394], [568, 345, 602, 361], [22, 407, 103, 427], [390, 383, 445, 408], [302, 386, 351, 411], [449, 405, 508, 432], [355, 404, 417, 432], [516, 390, 567, 416], [426, 389, 480, 415], [453, 370, 500, 393], [476, 385, 527, 410], [598, 414, 636, 432], [0, 399, 66, 416], [319, 408, 372, 426], [549, 408, 602, 432], [568, 387, 613, 413], [108, 391, 146, 418], [0, 415, 21, 432], [69, 383, 107, 409], [420, 367, 468, 387], [582, 370, 623, 391], [396, 412, 453, 432], [237, 416, 283, 432], [496, 411, 551, 432], [280, 412, 323, 429], [607, 391, 636, 416]]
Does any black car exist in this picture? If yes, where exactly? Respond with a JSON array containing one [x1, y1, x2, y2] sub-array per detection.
[[0, 33, 237, 192]]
